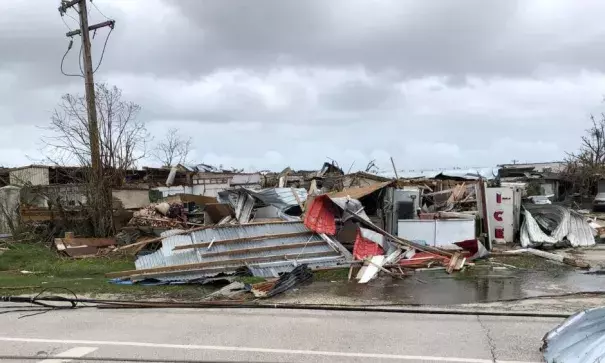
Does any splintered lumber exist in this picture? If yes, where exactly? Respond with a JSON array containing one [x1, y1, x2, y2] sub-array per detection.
[[446, 252, 465, 274]]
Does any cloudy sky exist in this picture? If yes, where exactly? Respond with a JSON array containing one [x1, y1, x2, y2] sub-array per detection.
[[1, 0, 604, 173]]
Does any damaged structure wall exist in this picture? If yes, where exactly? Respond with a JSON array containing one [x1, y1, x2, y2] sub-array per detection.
[[112, 189, 150, 210], [9, 166, 50, 186]]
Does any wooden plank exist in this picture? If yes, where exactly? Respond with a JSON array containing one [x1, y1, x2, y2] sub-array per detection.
[[63, 237, 116, 247], [106, 251, 339, 278], [173, 231, 313, 251], [202, 241, 326, 257], [446, 252, 462, 274]]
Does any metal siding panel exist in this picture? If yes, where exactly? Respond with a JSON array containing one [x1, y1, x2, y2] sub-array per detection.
[[133, 221, 350, 278]]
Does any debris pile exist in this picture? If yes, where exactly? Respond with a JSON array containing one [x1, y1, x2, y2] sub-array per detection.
[[521, 204, 596, 248], [54, 232, 116, 258], [106, 221, 351, 283], [128, 202, 189, 228], [304, 194, 484, 283]]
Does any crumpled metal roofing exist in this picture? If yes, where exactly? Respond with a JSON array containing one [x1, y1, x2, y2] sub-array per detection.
[[380, 167, 499, 180], [520, 205, 595, 248], [244, 187, 307, 211], [217, 188, 307, 212], [542, 306, 605, 363], [133, 221, 350, 280]]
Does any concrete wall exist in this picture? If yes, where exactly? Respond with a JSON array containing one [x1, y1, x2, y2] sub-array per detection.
[[0, 186, 20, 235], [10, 167, 49, 186], [21, 184, 87, 209], [112, 189, 150, 209]]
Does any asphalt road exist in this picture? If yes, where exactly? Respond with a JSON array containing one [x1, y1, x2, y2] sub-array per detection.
[[0, 304, 561, 363]]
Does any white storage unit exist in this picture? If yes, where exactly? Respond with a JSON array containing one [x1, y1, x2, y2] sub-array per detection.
[[397, 218, 475, 248]]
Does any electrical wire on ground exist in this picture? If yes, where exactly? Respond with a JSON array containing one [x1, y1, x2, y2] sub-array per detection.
[[0, 289, 572, 318]]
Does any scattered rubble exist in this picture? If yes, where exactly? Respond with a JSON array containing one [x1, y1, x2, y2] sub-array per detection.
[[54, 232, 117, 258], [6, 160, 605, 301]]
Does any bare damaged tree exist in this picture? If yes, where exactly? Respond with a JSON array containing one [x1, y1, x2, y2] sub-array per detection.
[[43, 83, 148, 236], [153, 128, 192, 167], [564, 114, 605, 195]]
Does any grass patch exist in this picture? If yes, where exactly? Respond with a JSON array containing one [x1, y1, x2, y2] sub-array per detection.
[[0, 244, 214, 299], [235, 276, 266, 284], [314, 268, 350, 281]]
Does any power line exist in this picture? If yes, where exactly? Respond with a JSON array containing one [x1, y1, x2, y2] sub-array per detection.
[[60, 8, 79, 31], [60, 16, 73, 31], [90, 0, 110, 20], [92, 26, 113, 73], [60, 39, 84, 78], [65, 11, 79, 25], [78, 40, 84, 76]]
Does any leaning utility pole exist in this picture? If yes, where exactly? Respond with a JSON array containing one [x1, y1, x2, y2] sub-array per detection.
[[58, 0, 115, 236], [59, 0, 114, 179]]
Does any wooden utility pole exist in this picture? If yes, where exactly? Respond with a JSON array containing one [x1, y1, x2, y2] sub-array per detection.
[[59, 0, 115, 235], [79, 0, 101, 179], [59, 0, 114, 179]]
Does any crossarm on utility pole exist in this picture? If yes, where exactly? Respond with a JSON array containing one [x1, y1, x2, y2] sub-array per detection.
[[66, 20, 115, 37]]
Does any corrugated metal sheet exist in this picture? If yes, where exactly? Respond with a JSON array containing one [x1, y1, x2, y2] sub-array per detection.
[[245, 188, 307, 210], [380, 167, 499, 180], [234, 193, 254, 223], [520, 210, 558, 247], [133, 221, 349, 280], [9, 166, 49, 186], [542, 306, 605, 363], [520, 207, 595, 248]]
